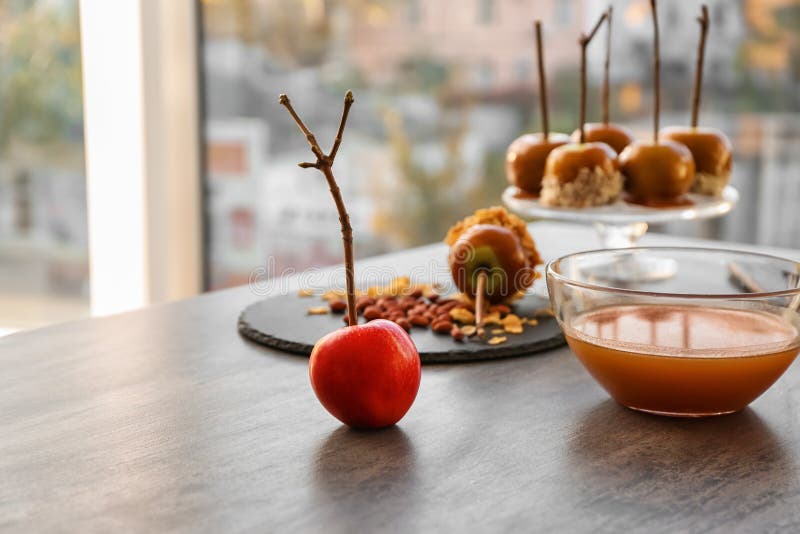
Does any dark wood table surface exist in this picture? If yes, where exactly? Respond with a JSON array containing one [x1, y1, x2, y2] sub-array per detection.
[[2, 222, 800, 533]]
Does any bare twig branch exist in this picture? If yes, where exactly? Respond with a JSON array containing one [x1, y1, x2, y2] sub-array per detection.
[[579, 11, 608, 143], [279, 94, 326, 162], [691, 5, 709, 128], [650, 0, 661, 143], [328, 90, 354, 162], [279, 92, 358, 327], [534, 20, 549, 139], [602, 6, 613, 125], [476, 271, 487, 338]]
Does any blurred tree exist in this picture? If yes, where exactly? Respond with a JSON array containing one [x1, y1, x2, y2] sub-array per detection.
[[0, 0, 83, 159]]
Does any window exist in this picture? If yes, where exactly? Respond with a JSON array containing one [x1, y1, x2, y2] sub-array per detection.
[[556, 2, 571, 27], [514, 58, 533, 84], [198, 0, 800, 291], [0, 0, 87, 334], [474, 61, 495, 89], [408, 0, 421, 26], [477, 0, 494, 25]]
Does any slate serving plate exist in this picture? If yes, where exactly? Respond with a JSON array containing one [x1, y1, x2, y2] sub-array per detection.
[[238, 293, 565, 364]]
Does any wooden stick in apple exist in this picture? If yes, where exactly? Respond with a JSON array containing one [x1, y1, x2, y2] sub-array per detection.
[[602, 6, 612, 126], [619, 0, 695, 206], [504, 21, 570, 196], [570, 6, 634, 155], [579, 11, 609, 144], [691, 5, 709, 128], [279, 92, 357, 326], [535, 20, 549, 140], [475, 270, 487, 338], [279, 91, 421, 429], [651, 0, 660, 143], [540, 11, 621, 209], [660, 4, 732, 197]]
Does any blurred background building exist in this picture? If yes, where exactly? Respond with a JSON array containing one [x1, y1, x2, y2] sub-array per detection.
[[1, 0, 799, 333]]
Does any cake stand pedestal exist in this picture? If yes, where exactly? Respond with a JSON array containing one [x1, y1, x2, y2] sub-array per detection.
[[503, 185, 739, 282]]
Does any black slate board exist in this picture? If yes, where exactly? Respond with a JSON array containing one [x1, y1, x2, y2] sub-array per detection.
[[238, 293, 565, 364]]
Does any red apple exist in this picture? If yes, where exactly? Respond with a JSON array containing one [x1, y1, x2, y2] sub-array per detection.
[[309, 319, 421, 429]]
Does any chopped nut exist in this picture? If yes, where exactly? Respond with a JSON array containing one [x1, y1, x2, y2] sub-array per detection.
[[527, 318, 539, 326], [461, 325, 477, 337], [450, 326, 464, 341], [449, 307, 475, 324], [329, 300, 347, 313], [356, 296, 375, 312], [504, 323, 524, 334], [531, 307, 554, 317], [298, 288, 314, 297], [432, 320, 453, 334], [409, 314, 430, 327], [488, 336, 508, 345], [491, 328, 505, 335], [307, 306, 329, 315], [322, 289, 347, 301], [482, 312, 503, 326], [363, 305, 382, 321], [489, 304, 511, 315]]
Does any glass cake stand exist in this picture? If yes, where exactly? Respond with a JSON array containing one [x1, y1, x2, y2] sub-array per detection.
[[503, 185, 739, 282]]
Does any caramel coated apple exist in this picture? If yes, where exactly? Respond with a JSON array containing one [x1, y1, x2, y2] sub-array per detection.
[[660, 126, 732, 195], [506, 133, 571, 195], [539, 142, 622, 208], [571, 122, 635, 155], [544, 142, 617, 183], [445, 207, 542, 304], [619, 140, 695, 205]]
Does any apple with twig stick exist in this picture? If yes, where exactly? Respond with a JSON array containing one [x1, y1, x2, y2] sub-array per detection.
[[279, 91, 421, 429], [660, 4, 732, 196], [570, 6, 635, 155]]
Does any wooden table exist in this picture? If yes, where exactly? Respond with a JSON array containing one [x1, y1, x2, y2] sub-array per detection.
[[2, 222, 800, 532]]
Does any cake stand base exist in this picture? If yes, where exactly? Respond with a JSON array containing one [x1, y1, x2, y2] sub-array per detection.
[[590, 222, 678, 283]]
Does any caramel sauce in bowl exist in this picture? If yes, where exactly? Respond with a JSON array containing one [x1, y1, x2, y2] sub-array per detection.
[[547, 248, 800, 417]]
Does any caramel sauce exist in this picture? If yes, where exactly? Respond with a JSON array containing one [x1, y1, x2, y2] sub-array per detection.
[[623, 193, 694, 208], [564, 304, 800, 416], [512, 188, 539, 200]]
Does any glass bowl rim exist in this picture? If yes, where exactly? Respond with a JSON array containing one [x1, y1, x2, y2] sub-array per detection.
[[546, 246, 800, 300]]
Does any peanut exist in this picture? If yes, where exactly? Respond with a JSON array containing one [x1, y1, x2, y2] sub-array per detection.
[[450, 326, 464, 341], [356, 296, 375, 312], [489, 304, 511, 315], [363, 305, 382, 321], [409, 314, 430, 327], [432, 320, 453, 334], [394, 318, 411, 331], [329, 300, 347, 313]]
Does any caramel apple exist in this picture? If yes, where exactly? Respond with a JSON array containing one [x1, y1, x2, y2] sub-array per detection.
[[569, 8, 634, 155], [619, 140, 694, 205], [659, 126, 731, 195], [506, 132, 571, 194], [658, 7, 732, 196], [540, 142, 621, 208], [571, 122, 634, 155], [505, 21, 570, 196], [620, 0, 694, 206], [540, 11, 621, 208], [445, 207, 541, 304]]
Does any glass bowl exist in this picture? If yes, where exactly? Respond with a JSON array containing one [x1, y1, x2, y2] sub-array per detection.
[[546, 247, 800, 417]]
